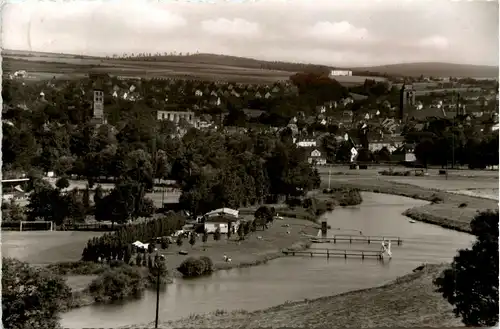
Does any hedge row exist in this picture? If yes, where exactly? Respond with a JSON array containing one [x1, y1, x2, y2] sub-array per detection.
[[81, 212, 185, 263]]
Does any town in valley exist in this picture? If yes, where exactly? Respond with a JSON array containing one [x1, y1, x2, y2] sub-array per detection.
[[2, 1, 498, 329]]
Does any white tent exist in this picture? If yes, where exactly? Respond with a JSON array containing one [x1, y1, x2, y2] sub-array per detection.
[[204, 208, 239, 218], [132, 241, 149, 249]]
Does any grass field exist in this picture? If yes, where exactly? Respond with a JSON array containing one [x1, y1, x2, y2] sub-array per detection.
[[3, 56, 294, 84], [1, 231, 105, 264], [3, 51, 383, 85]]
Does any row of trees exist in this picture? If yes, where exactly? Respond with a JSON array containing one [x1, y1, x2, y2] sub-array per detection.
[[81, 213, 185, 263], [407, 120, 499, 168]]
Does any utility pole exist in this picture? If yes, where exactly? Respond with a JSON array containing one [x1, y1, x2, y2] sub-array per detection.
[[154, 254, 165, 328], [328, 169, 331, 190]]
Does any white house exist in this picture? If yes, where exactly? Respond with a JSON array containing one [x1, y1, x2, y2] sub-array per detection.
[[307, 149, 327, 166], [329, 70, 353, 77], [204, 217, 241, 234], [203, 208, 240, 234], [296, 139, 317, 147]]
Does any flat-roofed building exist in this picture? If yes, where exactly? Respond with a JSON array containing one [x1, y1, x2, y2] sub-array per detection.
[[157, 110, 198, 127]]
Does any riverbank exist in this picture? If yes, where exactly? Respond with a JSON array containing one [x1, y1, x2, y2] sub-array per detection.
[[119, 263, 461, 329], [62, 215, 320, 310], [322, 176, 498, 233]]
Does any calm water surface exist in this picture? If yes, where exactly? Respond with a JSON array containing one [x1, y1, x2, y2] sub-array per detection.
[[61, 192, 474, 328]]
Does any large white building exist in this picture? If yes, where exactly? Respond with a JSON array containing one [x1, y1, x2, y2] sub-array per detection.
[[330, 70, 353, 77]]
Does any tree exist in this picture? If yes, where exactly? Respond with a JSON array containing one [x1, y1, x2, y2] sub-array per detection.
[[176, 235, 183, 247], [202, 230, 208, 245], [415, 140, 435, 168], [237, 223, 245, 240], [189, 232, 196, 248], [255, 206, 272, 230], [2, 257, 72, 329], [434, 210, 499, 327], [136, 253, 143, 266], [55, 176, 70, 190], [376, 147, 392, 162], [214, 227, 221, 241], [26, 184, 68, 226]]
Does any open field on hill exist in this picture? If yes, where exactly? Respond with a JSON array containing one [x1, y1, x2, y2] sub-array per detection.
[[120, 263, 461, 329], [3, 57, 294, 84], [2, 231, 105, 264]]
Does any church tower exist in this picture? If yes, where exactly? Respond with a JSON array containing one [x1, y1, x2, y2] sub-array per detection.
[[92, 89, 106, 125], [399, 83, 415, 121]]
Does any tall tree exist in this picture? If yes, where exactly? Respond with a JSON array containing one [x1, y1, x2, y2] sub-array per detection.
[[434, 210, 499, 327], [2, 257, 72, 329]]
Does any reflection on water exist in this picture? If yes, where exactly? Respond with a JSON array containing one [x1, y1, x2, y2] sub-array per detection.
[[61, 192, 474, 329]]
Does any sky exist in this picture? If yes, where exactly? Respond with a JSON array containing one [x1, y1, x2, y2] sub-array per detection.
[[2, 0, 499, 67]]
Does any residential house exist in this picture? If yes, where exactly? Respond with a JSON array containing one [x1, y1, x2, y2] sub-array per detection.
[[306, 148, 327, 166], [157, 110, 198, 127], [295, 139, 317, 147]]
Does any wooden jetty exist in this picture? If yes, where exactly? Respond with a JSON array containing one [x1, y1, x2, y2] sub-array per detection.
[[310, 234, 403, 246], [282, 248, 385, 260]]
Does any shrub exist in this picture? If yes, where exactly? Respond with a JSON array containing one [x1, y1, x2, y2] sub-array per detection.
[[327, 188, 363, 206], [47, 261, 108, 276], [430, 194, 444, 204], [198, 256, 214, 274], [160, 238, 169, 249], [3, 258, 72, 329], [458, 202, 468, 208], [176, 235, 183, 247], [177, 257, 212, 278], [202, 230, 209, 244], [87, 265, 145, 303]]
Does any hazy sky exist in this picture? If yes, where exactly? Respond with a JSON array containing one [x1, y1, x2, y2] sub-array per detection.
[[2, 0, 499, 67]]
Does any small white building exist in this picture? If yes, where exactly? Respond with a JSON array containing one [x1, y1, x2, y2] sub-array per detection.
[[329, 70, 353, 77], [307, 149, 327, 166], [296, 139, 317, 147], [203, 208, 240, 234]]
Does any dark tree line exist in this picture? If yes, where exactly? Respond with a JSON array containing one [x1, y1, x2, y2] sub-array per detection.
[[81, 213, 185, 263]]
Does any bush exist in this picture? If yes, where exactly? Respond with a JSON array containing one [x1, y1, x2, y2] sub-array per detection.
[[458, 202, 468, 208], [177, 257, 213, 278], [325, 188, 363, 206], [87, 265, 146, 303], [47, 261, 108, 276], [160, 238, 169, 249], [3, 258, 72, 329], [430, 194, 444, 204], [198, 256, 214, 274]]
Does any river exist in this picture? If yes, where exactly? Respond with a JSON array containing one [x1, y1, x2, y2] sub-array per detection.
[[60, 192, 475, 328]]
